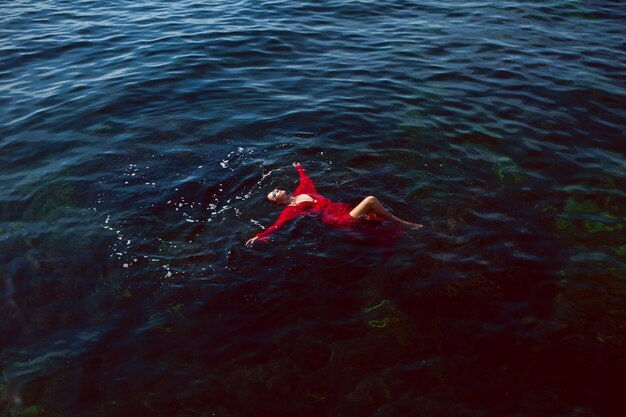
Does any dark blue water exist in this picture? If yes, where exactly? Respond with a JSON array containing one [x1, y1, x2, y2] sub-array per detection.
[[2, 1, 626, 416]]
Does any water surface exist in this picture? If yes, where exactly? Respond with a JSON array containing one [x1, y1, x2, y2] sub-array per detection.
[[1, 1, 625, 416]]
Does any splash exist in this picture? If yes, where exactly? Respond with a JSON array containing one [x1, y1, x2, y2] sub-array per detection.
[[95, 146, 283, 279]]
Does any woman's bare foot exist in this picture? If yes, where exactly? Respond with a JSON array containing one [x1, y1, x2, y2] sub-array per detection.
[[403, 221, 423, 230]]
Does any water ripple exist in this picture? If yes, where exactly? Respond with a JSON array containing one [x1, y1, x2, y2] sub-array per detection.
[[2, 0, 626, 416]]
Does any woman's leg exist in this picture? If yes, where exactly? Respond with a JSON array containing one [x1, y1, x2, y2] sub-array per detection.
[[349, 196, 423, 229]]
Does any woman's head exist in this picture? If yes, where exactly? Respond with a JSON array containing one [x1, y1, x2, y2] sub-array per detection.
[[267, 188, 289, 205]]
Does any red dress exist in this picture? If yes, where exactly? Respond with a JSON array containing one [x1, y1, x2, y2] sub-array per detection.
[[256, 165, 380, 242]]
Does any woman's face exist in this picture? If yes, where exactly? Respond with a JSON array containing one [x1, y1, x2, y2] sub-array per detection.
[[267, 188, 288, 205]]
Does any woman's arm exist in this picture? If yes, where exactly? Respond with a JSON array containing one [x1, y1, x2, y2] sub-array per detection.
[[293, 162, 317, 195], [246, 206, 300, 247]]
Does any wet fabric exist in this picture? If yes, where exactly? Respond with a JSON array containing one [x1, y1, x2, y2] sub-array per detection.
[[256, 165, 381, 242]]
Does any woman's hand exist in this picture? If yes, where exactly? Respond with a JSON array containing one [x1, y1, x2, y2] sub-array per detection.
[[292, 162, 302, 168], [245, 236, 259, 247]]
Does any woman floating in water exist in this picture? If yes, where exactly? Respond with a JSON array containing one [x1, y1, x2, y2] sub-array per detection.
[[245, 163, 422, 247]]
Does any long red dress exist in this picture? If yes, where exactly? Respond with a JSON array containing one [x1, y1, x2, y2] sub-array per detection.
[[256, 165, 380, 242]]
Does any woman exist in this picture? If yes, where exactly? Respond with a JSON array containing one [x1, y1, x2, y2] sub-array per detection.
[[245, 162, 423, 247]]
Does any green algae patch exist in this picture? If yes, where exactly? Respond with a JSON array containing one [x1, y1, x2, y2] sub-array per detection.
[[555, 218, 572, 231], [564, 197, 599, 214], [600, 211, 619, 220], [493, 156, 526, 184], [368, 315, 403, 329], [22, 184, 76, 221], [363, 298, 403, 329], [493, 157, 514, 180], [9, 405, 43, 417], [368, 317, 391, 328], [165, 303, 187, 321], [0, 382, 7, 401], [557, 196, 625, 240], [612, 245, 626, 257], [167, 303, 184, 314], [583, 220, 623, 234], [363, 300, 387, 313], [160, 325, 175, 333], [116, 288, 133, 298]]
